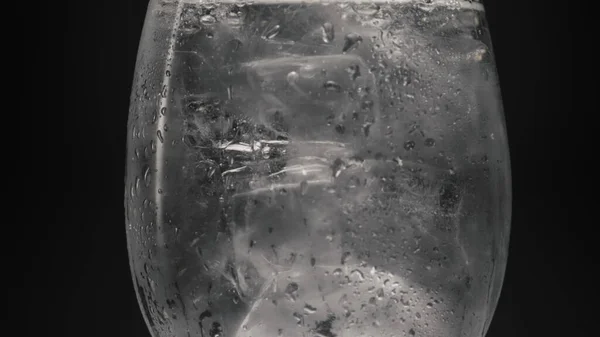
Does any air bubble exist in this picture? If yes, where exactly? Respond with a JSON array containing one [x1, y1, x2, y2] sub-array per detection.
[[263, 25, 281, 39], [287, 71, 299, 84]]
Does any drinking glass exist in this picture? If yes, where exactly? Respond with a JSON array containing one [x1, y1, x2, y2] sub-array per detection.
[[125, 1, 511, 336]]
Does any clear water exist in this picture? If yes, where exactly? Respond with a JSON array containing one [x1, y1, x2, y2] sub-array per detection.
[[126, 1, 511, 337]]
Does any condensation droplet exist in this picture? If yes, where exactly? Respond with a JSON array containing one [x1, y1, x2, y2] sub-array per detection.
[[226, 11, 242, 26], [350, 269, 364, 281], [424, 138, 435, 147], [157, 130, 164, 144], [404, 140, 415, 150], [160, 107, 167, 116], [346, 64, 361, 80], [322, 22, 335, 43], [150, 140, 156, 153], [285, 282, 299, 301], [228, 39, 243, 52], [341, 252, 351, 265], [300, 180, 308, 195], [343, 33, 363, 52], [200, 15, 216, 25], [352, 3, 381, 17], [143, 166, 151, 187], [324, 80, 342, 92], [303, 303, 317, 314]]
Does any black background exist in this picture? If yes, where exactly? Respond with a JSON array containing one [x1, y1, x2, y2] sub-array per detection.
[[41, 0, 574, 336]]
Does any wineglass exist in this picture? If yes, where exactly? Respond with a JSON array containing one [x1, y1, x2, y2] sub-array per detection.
[[125, 1, 511, 336]]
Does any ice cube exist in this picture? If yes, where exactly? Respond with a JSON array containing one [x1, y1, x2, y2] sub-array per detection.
[[240, 55, 381, 141]]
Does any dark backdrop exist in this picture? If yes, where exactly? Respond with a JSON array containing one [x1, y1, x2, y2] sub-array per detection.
[[42, 0, 575, 336]]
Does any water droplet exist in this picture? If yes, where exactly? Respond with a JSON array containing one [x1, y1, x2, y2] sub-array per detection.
[[332, 268, 343, 277], [404, 140, 415, 150], [424, 138, 435, 147], [165, 70, 171, 77], [363, 123, 371, 137], [199, 309, 212, 321], [304, 303, 317, 314], [143, 166, 151, 187], [361, 100, 374, 110], [335, 124, 345, 134], [352, 3, 381, 16], [287, 71, 299, 84], [158, 188, 164, 194], [300, 180, 309, 195], [331, 158, 346, 178], [157, 130, 164, 144], [285, 282, 299, 301], [409, 328, 416, 336], [150, 140, 156, 153], [227, 86, 233, 100], [263, 24, 281, 39], [343, 33, 363, 52], [310, 257, 316, 266], [350, 269, 364, 281], [324, 80, 342, 92], [228, 38, 243, 52], [135, 176, 141, 191], [346, 64, 361, 80], [160, 107, 167, 116], [293, 312, 303, 324], [341, 252, 351, 264], [376, 288, 384, 299], [209, 321, 223, 337], [226, 11, 242, 26], [322, 22, 335, 43], [200, 15, 216, 25]]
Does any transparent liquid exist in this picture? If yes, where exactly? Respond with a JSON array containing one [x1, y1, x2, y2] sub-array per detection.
[[126, 1, 511, 337]]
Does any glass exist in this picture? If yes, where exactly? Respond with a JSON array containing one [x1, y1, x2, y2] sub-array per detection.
[[125, 1, 511, 336]]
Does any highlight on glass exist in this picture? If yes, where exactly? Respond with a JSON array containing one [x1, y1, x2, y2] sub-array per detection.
[[125, 1, 512, 336]]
